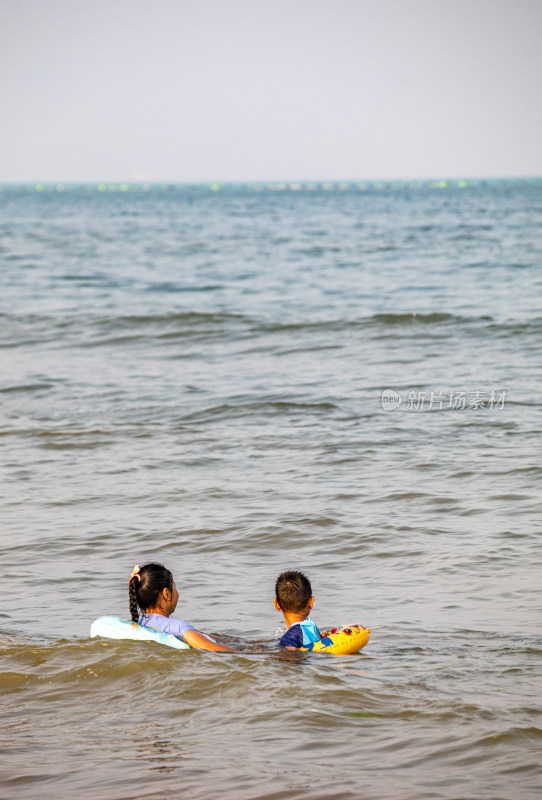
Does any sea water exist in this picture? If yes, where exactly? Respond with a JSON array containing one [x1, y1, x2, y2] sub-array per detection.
[[1, 182, 541, 799]]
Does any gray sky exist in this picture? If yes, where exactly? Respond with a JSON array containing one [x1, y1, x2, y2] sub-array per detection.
[[1, 0, 541, 182]]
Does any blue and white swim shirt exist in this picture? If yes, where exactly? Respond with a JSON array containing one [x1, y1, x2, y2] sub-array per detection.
[[280, 617, 321, 649]]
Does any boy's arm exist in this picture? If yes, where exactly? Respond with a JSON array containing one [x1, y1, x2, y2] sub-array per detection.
[[279, 625, 304, 650]]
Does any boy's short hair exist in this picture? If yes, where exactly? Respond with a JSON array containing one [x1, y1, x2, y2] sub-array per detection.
[[275, 571, 312, 612]]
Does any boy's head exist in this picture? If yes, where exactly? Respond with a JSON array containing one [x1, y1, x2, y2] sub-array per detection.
[[274, 571, 313, 616]]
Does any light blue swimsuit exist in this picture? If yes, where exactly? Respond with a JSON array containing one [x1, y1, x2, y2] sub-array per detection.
[[139, 613, 196, 638]]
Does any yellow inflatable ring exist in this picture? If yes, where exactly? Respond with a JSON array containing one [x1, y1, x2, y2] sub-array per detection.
[[299, 624, 370, 655]]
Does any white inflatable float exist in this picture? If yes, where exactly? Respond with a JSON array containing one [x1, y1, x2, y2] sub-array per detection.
[[90, 616, 191, 650]]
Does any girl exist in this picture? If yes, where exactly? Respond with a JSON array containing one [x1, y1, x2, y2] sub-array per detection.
[[129, 563, 234, 652]]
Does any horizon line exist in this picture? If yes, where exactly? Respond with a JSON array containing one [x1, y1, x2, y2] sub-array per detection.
[[1, 176, 541, 193]]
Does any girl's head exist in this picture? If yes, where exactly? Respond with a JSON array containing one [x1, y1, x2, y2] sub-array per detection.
[[128, 563, 178, 622]]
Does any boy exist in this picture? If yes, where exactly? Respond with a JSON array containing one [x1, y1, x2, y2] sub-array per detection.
[[274, 570, 321, 649]]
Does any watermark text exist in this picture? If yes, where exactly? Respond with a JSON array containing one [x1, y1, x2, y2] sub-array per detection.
[[381, 389, 507, 411]]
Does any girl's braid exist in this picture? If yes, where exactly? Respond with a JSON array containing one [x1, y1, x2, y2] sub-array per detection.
[[129, 577, 140, 622]]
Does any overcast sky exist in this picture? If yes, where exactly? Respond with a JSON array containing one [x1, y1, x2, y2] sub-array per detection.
[[1, 0, 541, 183]]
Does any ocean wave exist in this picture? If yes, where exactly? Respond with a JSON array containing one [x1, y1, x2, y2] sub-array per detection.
[[2, 310, 542, 351]]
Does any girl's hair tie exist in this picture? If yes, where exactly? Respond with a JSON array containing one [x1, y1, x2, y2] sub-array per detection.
[[129, 564, 141, 583]]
